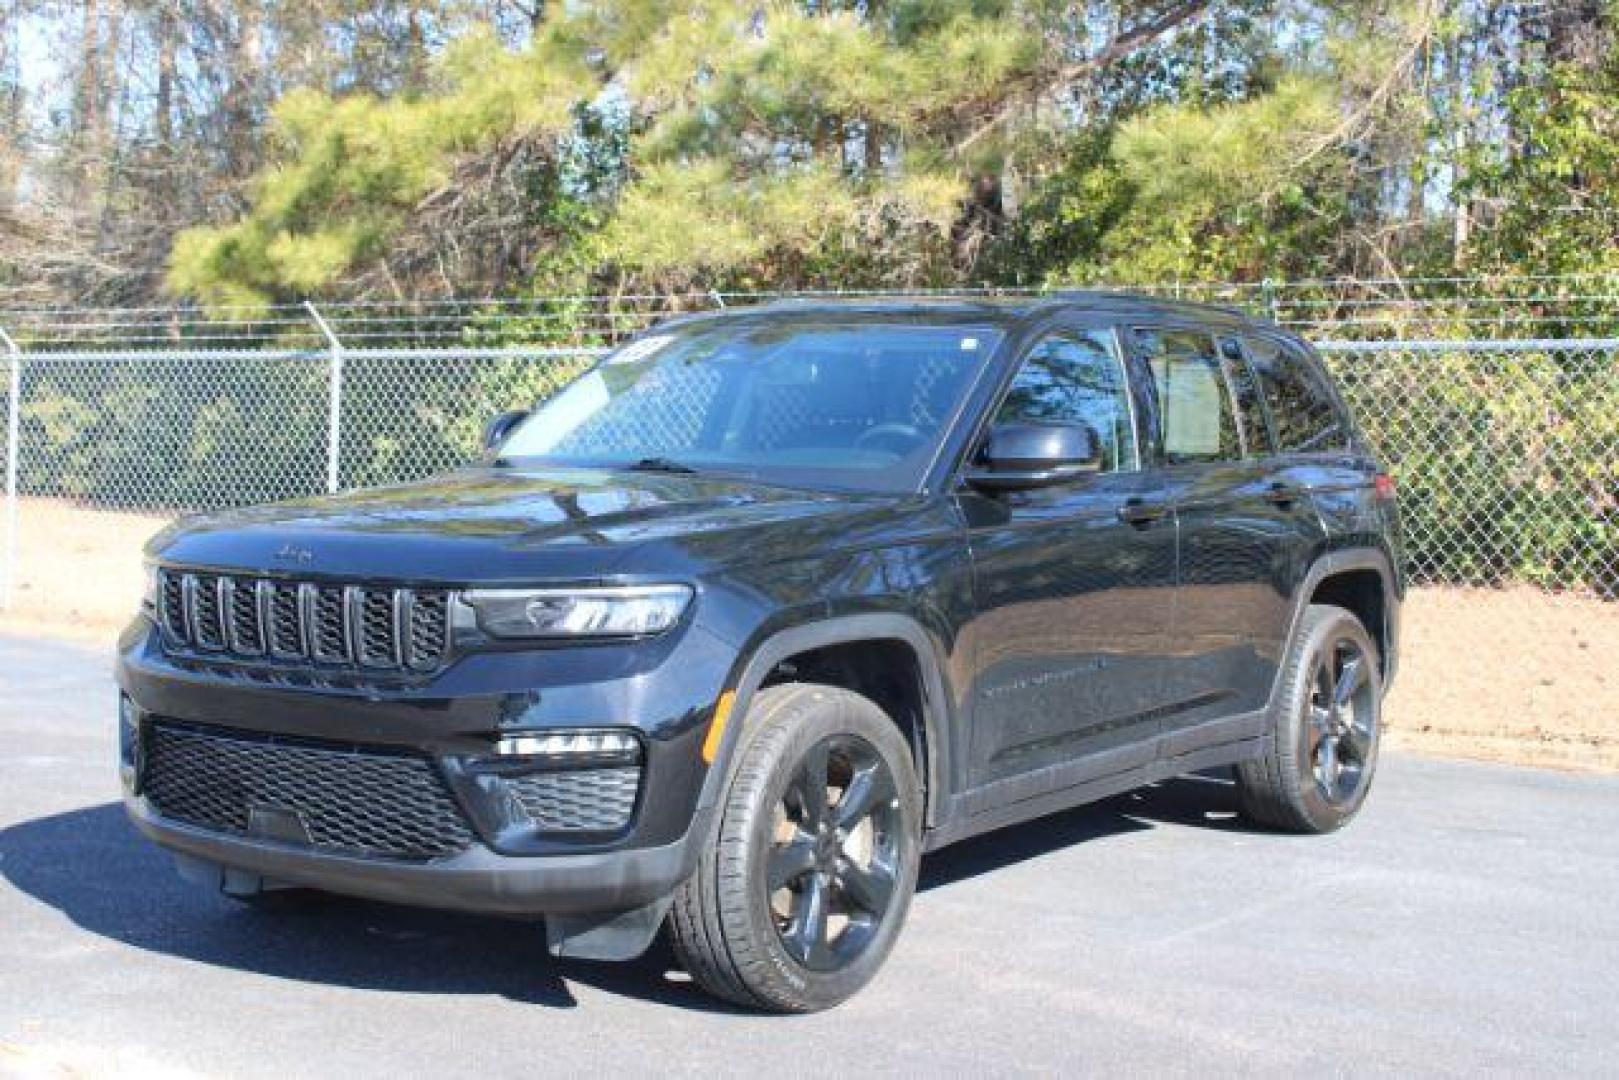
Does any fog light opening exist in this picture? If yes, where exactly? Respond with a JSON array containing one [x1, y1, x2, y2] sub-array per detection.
[[118, 694, 143, 788]]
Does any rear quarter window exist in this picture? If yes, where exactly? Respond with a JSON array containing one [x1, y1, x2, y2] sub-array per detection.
[[1135, 328, 1241, 464], [1242, 336, 1348, 454]]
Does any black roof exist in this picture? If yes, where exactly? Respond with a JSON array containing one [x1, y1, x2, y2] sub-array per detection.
[[654, 291, 1265, 334]]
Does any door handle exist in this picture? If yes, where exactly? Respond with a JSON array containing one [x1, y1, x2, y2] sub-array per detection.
[[1263, 482, 1304, 507], [1117, 498, 1168, 526]]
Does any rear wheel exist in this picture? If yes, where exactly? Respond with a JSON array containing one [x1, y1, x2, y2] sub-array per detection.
[[668, 683, 922, 1012], [1237, 604, 1383, 833]]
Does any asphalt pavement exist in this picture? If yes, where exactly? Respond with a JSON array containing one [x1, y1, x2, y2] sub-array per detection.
[[2, 632, 1617, 1077]]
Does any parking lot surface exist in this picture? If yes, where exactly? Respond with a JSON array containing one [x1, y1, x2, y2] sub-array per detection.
[[3, 632, 1616, 1077]]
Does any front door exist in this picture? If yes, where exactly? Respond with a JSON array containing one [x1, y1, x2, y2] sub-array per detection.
[[958, 326, 1179, 790]]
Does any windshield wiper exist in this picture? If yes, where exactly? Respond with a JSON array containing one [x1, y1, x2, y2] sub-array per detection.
[[625, 456, 700, 475]]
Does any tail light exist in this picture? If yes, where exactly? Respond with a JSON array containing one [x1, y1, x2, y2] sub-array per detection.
[[1373, 472, 1396, 501]]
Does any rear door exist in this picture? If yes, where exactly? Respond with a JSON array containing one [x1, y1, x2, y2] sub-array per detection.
[[958, 323, 1179, 789], [1240, 331, 1386, 608], [1130, 326, 1325, 750]]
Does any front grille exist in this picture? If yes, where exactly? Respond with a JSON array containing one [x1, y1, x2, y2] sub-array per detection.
[[157, 570, 450, 674], [141, 722, 474, 861], [191, 576, 226, 650], [506, 767, 642, 833], [268, 583, 303, 657], [228, 581, 263, 654], [310, 586, 349, 662]]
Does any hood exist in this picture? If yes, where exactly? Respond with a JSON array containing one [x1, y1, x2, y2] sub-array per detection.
[[148, 467, 894, 583]]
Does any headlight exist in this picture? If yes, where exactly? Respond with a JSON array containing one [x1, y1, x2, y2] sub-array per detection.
[[462, 585, 692, 639]]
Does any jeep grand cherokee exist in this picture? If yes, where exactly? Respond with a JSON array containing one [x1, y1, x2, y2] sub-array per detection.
[[119, 295, 1401, 1012]]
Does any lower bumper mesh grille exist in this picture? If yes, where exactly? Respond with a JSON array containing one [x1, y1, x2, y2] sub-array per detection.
[[141, 722, 474, 861], [506, 767, 641, 832]]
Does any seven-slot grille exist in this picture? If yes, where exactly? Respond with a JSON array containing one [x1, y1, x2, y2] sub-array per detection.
[[157, 570, 449, 672]]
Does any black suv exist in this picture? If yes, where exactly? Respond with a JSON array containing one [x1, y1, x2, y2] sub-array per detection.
[[118, 296, 1401, 1011]]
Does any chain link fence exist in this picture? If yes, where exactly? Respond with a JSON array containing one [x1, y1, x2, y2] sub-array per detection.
[[2, 286, 1613, 769], [1319, 338, 1618, 598], [0, 298, 1616, 615]]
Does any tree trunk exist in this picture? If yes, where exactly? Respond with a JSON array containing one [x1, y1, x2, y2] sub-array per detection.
[[156, 1, 176, 144], [223, 1, 263, 180], [75, 0, 102, 154], [1448, 27, 1470, 271]]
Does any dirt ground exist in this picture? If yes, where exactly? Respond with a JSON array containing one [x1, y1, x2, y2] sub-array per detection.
[[1382, 585, 1618, 771], [0, 498, 168, 645], [2, 497, 1614, 771]]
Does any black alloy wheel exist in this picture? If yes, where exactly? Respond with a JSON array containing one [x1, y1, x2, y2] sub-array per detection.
[[1303, 633, 1378, 806], [767, 733, 904, 971]]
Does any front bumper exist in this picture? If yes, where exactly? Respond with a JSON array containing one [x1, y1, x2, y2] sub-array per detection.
[[116, 615, 738, 916], [123, 789, 713, 916]]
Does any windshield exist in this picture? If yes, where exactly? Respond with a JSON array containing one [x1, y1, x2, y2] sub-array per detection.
[[497, 320, 1002, 492]]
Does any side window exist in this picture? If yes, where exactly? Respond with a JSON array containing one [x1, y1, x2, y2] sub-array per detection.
[[1219, 338, 1273, 457], [1243, 336, 1346, 454], [1136, 328, 1240, 464], [994, 330, 1137, 472]]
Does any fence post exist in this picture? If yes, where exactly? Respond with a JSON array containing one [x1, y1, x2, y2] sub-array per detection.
[[1, 325, 20, 610], [306, 301, 344, 494], [1261, 277, 1281, 324]]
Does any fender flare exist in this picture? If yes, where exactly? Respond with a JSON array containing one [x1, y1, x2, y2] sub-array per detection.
[[696, 613, 953, 828], [1271, 546, 1401, 710]]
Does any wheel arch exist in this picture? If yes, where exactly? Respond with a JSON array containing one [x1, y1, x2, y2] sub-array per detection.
[[699, 614, 953, 829], [1277, 548, 1401, 704]]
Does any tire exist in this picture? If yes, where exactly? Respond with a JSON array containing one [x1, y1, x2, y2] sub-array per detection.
[[1237, 604, 1383, 833], [668, 683, 923, 1013]]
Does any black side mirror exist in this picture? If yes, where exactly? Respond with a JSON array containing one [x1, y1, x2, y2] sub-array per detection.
[[966, 422, 1103, 492], [483, 410, 529, 452]]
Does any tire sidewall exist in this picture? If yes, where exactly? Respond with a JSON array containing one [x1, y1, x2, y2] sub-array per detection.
[[726, 688, 922, 1010], [1279, 607, 1383, 831]]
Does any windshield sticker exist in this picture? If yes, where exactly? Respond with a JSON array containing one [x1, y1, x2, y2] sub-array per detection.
[[960, 337, 980, 351], [607, 334, 674, 366]]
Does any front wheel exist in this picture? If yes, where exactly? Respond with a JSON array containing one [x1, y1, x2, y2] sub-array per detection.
[[668, 683, 922, 1012], [1237, 604, 1383, 833]]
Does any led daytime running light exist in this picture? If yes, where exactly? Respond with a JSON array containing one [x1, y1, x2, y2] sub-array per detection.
[[495, 730, 642, 761]]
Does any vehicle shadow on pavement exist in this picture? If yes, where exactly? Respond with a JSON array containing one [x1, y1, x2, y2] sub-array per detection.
[[0, 775, 1251, 1013], [916, 769, 1249, 892]]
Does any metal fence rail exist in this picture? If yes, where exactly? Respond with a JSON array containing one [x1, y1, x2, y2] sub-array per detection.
[[0, 306, 1615, 614], [3, 273, 1619, 352]]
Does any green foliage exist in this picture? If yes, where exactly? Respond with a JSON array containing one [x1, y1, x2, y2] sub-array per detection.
[[992, 76, 1366, 286], [335, 353, 593, 490], [167, 29, 592, 307], [1465, 55, 1619, 277], [165, 1, 1062, 301], [16, 351, 596, 509]]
